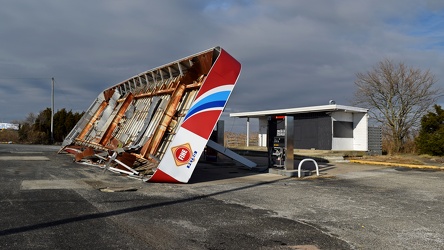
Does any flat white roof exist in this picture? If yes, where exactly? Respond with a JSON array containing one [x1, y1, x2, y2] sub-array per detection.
[[229, 104, 368, 118]]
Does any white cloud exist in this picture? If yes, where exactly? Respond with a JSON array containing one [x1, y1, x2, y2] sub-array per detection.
[[0, 0, 443, 126]]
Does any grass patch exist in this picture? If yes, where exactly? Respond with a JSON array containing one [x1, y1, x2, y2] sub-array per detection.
[[356, 155, 425, 165]]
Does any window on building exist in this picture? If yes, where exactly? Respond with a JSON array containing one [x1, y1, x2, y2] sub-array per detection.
[[333, 121, 353, 138]]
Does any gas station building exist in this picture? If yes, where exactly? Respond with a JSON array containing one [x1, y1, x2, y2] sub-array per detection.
[[230, 104, 369, 170], [230, 104, 369, 151]]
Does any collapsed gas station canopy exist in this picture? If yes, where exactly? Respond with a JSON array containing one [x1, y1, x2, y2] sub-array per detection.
[[60, 47, 241, 183]]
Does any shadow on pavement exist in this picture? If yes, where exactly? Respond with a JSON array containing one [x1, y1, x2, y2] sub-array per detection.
[[0, 177, 289, 237]]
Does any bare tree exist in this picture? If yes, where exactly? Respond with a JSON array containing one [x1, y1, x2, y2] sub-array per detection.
[[24, 112, 37, 125], [353, 59, 442, 153]]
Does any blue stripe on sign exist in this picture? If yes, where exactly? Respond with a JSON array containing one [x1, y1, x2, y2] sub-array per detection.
[[184, 100, 226, 120], [185, 91, 230, 119]]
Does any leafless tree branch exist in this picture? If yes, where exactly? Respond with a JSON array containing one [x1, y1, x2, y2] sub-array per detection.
[[352, 58, 443, 153]]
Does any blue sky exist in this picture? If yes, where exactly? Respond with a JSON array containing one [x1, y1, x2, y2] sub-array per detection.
[[1, 0, 444, 133], [408, 10, 444, 49]]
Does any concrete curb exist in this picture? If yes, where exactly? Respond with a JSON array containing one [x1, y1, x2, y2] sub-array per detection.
[[349, 159, 444, 170]]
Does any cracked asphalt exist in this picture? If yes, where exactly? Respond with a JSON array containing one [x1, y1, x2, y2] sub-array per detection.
[[0, 144, 443, 249]]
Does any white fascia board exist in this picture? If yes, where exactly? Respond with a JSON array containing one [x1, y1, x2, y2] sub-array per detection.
[[230, 104, 368, 118]]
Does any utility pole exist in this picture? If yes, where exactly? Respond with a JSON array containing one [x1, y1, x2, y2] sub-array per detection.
[[51, 77, 54, 144]]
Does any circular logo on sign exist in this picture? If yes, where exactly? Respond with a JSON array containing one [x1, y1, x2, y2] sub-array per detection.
[[174, 146, 191, 164]]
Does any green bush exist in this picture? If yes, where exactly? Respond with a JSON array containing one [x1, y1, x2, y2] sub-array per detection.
[[18, 108, 84, 144], [416, 105, 444, 156]]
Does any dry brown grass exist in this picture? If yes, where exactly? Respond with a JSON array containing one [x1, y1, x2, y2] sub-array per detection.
[[359, 155, 424, 165], [357, 154, 444, 166], [224, 132, 258, 147], [0, 129, 19, 143]]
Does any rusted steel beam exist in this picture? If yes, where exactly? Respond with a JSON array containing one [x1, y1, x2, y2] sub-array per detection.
[[115, 81, 203, 103], [180, 53, 213, 84], [77, 101, 107, 140], [74, 138, 108, 151], [103, 88, 116, 101], [141, 83, 186, 158], [99, 93, 134, 147], [74, 147, 95, 162], [115, 152, 137, 172], [144, 81, 202, 96], [77, 89, 115, 140], [108, 137, 121, 150], [138, 54, 212, 158]]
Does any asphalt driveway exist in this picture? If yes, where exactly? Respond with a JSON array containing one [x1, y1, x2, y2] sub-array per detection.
[[0, 144, 443, 249]]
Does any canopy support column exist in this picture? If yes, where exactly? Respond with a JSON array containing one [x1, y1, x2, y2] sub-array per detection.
[[246, 117, 250, 147], [284, 116, 294, 170]]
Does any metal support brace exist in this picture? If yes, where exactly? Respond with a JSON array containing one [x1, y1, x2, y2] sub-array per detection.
[[103, 151, 139, 175], [103, 152, 118, 173], [206, 140, 257, 168]]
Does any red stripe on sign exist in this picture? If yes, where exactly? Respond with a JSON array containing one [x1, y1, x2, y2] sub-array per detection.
[[148, 169, 181, 183], [182, 110, 221, 139], [195, 49, 241, 100]]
